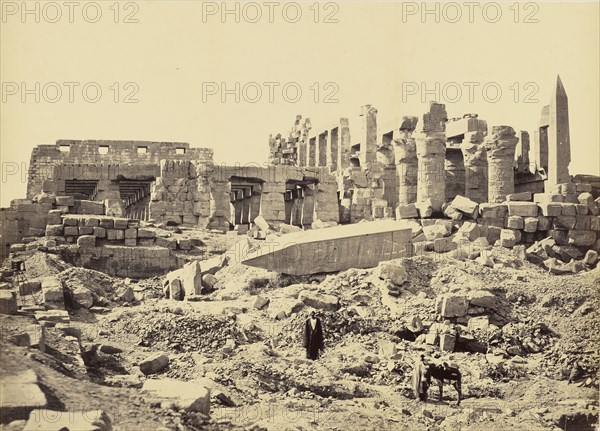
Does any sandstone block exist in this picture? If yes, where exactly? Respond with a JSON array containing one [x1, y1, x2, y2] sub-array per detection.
[[78, 200, 104, 215], [0, 291, 17, 315], [93, 227, 106, 238], [99, 219, 114, 229], [479, 203, 508, 219], [538, 202, 562, 217], [34, 310, 69, 325], [575, 215, 592, 230], [78, 226, 94, 235], [396, 203, 418, 219], [468, 290, 497, 308], [560, 203, 577, 216], [56, 196, 75, 206], [77, 235, 96, 248], [456, 222, 482, 241], [0, 370, 48, 422], [500, 229, 521, 248], [142, 379, 210, 415], [201, 274, 218, 293], [298, 290, 340, 311], [468, 316, 490, 331], [253, 295, 270, 310], [584, 250, 598, 266], [106, 229, 125, 241], [47, 211, 62, 225], [137, 228, 156, 238], [124, 238, 137, 247], [506, 216, 524, 230], [63, 226, 78, 236], [440, 334, 456, 352], [125, 228, 137, 239], [537, 216, 552, 231], [449, 195, 479, 218], [507, 202, 538, 217], [85, 218, 99, 227], [41, 277, 64, 305], [178, 239, 192, 250], [553, 216, 576, 230], [45, 224, 63, 236], [113, 218, 129, 229], [440, 295, 469, 317], [415, 199, 434, 218], [523, 217, 538, 233], [506, 192, 532, 201], [568, 230, 596, 247], [433, 237, 458, 253], [139, 353, 169, 375], [579, 192, 600, 215]]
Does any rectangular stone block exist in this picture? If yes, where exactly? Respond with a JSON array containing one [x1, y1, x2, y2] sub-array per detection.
[[507, 202, 538, 217], [506, 192, 532, 201], [439, 334, 456, 352], [137, 228, 156, 238], [538, 203, 562, 217], [155, 237, 177, 249], [45, 225, 64, 236], [99, 219, 114, 229], [591, 216, 600, 231], [77, 235, 96, 247], [93, 227, 106, 238], [125, 228, 137, 239], [533, 193, 564, 203], [78, 226, 94, 235], [124, 238, 137, 247], [106, 229, 125, 241], [78, 200, 104, 215], [568, 230, 596, 247], [537, 216, 552, 231], [523, 217, 538, 233], [396, 204, 418, 219], [553, 216, 576, 230], [55, 196, 75, 206], [64, 226, 79, 236], [85, 218, 99, 227], [506, 216, 524, 230], [113, 218, 129, 229], [63, 217, 79, 226], [575, 215, 592, 230], [47, 211, 62, 225], [441, 295, 469, 317], [560, 203, 577, 216]]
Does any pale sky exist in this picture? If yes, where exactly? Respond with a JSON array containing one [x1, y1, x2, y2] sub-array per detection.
[[1, 1, 599, 206]]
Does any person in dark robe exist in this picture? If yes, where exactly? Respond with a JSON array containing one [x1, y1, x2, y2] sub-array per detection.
[[412, 354, 430, 401], [303, 311, 324, 360]]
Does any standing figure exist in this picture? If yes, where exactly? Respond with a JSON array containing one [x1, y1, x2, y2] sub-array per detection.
[[413, 354, 429, 401], [303, 311, 324, 360]]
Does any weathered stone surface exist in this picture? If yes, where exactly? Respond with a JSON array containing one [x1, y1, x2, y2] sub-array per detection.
[[137, 228, 156, 238], [456, 222, 482, 241], [484, 126, 518, 203], [538, 202, 562, 217], [0, 370, 48, 422], [479, 203, 508, 219], [396, 203, 418, 219], [56, 196, 75, 206], [139, 353, 169, 375], [433, 237, 457, 253], [506, 216, 524, 230], [553, 216, 576, 230], [142, 379, 210, 415], [77, 235, 96, 248], [201, 274, 218, 293], [523, 217, 539, 233], [166, 261, 202, 298], [0, 290, 17, 315], [499, 229, 521, 248], [378, 261, 408, 285], [440, 334, 456, 352], [253, 295, 270, 310], [415, 199, 434, 218], [584, 250, 598, 266], [507, 202, 538, 217], [79, 200, 105, 215], [449, 195, 479, 218], [106, 229, 125, 241], [440, 295, 469, 317], [34, 310, 69, 325], [579, 192, 600, 215], [568, 230, 596, 247], [298, 290, 340, 311], [506, 192, 532, 201], [22, 409, 112, 431], [41, 277, 64, 305], [468, 290, 498, 309], [45, 224, 64, 237]]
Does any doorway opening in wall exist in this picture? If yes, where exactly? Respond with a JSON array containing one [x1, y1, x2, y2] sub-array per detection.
[[64, 180, 99, 200], [350, 144, 361, 167], [229, 177, 263, 233], [285, 178, 318, 227], [118, 179, 155, 220]]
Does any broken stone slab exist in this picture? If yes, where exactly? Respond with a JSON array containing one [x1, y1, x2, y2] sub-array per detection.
[[415, 199, 434, 218], [21, 409, 112, 431], [298, 290, 340, 311], [449, 195, 479, 219], [440, 334, 456, 352], [456, 222, 482, 241], [506, 216, 524, 230], [506, 202, 539, 217], [242, 220, 413, 275], [468, 290, 498, 309], [40, 277, 64, 306], [499, 229, 521, 248], [55, 196, 75, 206], [0, 370, 48, 423], [0, 290, 17, 315], [165, 261, 202, 298], [378, 260, 407, 286], [253, 215, 271, 232], [506, 192, 532, 201], [396, 203, 419, 219], [584, 250, 598, 267], [578, 192, 600, 215], [253, 295, 270, 310], [139, 353, 169, 375], [440, 295, 469, 317], [200, 274, 218, 294], [443, 204, 463, 220], [567, 230, 597, 247], [142, 379, 210, 415], [117, 286, 135, 303], [433, 237, 458, 253]]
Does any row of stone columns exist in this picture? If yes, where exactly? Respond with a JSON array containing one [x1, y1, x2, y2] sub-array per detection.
[[394, 121, 519, 209]]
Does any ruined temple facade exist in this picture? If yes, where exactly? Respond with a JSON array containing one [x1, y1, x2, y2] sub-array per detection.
[[269, 76, 574, 221], [0, 77, 580, 262]]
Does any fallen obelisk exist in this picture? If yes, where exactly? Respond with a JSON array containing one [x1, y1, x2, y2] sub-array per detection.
[[241, 220, 413, 275]]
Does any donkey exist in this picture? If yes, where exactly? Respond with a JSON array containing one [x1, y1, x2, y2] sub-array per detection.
[[425, 362, 462, 405]]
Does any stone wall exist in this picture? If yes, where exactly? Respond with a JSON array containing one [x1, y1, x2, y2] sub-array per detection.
[[27, 140, 213, 199]]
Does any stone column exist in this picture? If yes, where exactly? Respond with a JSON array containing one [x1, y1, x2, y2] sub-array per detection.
[[359, 105, 377, 167], [308, 137, 316, 167], [415, 102, 447, 213], [547, 75, 571, 187], [318, 132, 328, 167], [301, 186, 315, 227], [484, 125, 519, 203], [259, 181, 286, 225], [338, 118, 351, 170], [328, 127, 338, 172], [393, 129, 418, 206], [460, 131, 488, 203]]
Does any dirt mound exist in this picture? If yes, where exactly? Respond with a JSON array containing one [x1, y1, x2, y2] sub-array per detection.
[[23, 252, 71, 279]]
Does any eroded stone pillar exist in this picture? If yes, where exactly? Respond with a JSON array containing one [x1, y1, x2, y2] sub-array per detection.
[[328, 127, 338, 172], [359, 105, 377, 167], [484, 125, 519, 203], [460, 131, 488, 204], [393, 126, 418, 206], [338, 118, 351, 170], [308, 137, 316, 167], [318, 132, 328, 167], [415, 103, 447, 212]]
